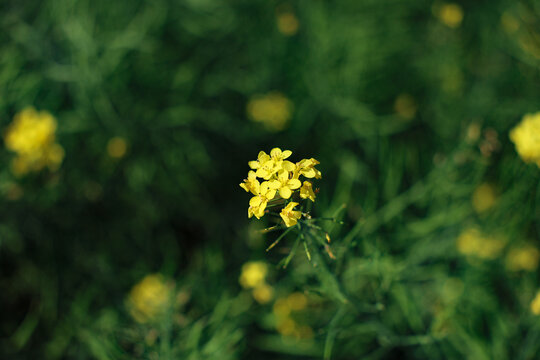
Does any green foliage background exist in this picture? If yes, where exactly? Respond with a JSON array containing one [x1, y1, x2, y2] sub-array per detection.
[[1, 0, 540, 359]]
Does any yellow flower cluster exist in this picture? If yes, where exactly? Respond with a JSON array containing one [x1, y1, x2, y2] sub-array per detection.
[[239, 261, 274, 304], [510, 112, 540, 167], [456, 228, 505, 260], [273, 292, 313, 340], [126, 274, 171, 323], [3, 107, 64, 176], [240, 148, 320, 227], [246, 92, 293, 131]]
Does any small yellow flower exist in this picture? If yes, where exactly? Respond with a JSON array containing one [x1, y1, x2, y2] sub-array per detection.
[[277, 12, 299, 36], [294, 158, 321, 179], [274, 169, 302, 199], [247, 92, 293, 131], [434, 3, 464, 28], [394, 93, 417, 120], [280, 202, 302, 227], [472, 183, 497, 213], [510, 112, 540, 167], [531, 291, 540, 315], [252, 283, 274, 304], [127, 274, 171, 323], [107, 136, 128, 159], [248, 181, 277, 219], [240, 171, 260, 194], [239, 261, 268, 288], [249, 148, 294, 180], [273, 297, 291, 318], [299, 181, 316, 202], [287, 292, 307, 311], [456, 228, 505, 259], [4, 107, 64, 176], [506, 245, 540, 272]]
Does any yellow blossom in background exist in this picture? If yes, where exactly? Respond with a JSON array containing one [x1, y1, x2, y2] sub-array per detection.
[[506, 245, 540, 272], [456, 228, 505, 259], [127, 274, 171, 323], [277, 11, 299, 36], [252, 283, 274, 304], [280, 202, 302, 228], [287, 292, 307, 311], [531, 291, 540, 315], [239, 261, 268, 288], [394, 93, 417, 120], [246, 92, 293, 131], [434, 3, 464, 28], [472, 183, 497, 213], [510, 112, 540, 167], [501, 12, 519, 34], [107, 136, 128, 159], [4, 107, 64, 176]]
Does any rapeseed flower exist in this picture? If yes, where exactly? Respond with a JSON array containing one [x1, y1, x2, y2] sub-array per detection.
[[506, 245, 540, 272], [510, 112, 540, 167], [127, 274, 171, 323], [247, 92, 293, 131], [456, 228, 505, 259], [434, 3, 464, 28], [472, 183, 497, 213], [239, 261, 268, 288], [531, 291, 540, 315], [107, 136, 128, 159], [280, 202, 302, 228], [277, 12, 299, 36], [4, 107, 64, 176], [240, 148, 321, 227]]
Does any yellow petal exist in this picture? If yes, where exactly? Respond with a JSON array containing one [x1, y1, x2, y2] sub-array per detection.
[[282, 150, 292, 159], [250, 196, 262, 207], [280, 187, 292, 199], [270, 148, 282, 158], [248, 161, 260, 169], [288, 178, 301, 189]]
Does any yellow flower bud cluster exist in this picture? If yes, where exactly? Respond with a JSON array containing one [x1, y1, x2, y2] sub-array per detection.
[[126, 274, 171, 323], [510, 112, 540, 167], [3, 107, 64, 176], [239, 261, 274, 304], [240, 148, 320, 227], [273, 292, 313, 340]]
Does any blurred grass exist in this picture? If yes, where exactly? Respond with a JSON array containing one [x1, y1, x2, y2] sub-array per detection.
[[1, 0, 540, 359]]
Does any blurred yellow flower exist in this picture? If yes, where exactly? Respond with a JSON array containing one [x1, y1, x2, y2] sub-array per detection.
[[434, 3, 464, 28], [394, 93, 417, 120], [287, 292, 307, 311], [280, 202, 302, 228], [510, 112, 540, 167], [246, 92, 293, 131], [107, 136, 128, 159], [531, 291, 540, 315], [456, 228, 505, 259], [501, 12, 519, 34], [4, 107, 64, 176], [506, 245, 540, 272], [127, 274, 171, 323], [472, 183, 497, 213], [252, 283, 274, 304], [239, 261, 268, 289], [277, 12, 299, 36]]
